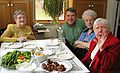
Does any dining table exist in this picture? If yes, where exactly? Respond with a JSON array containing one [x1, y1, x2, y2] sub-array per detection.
[[0, 39, 90, 73]]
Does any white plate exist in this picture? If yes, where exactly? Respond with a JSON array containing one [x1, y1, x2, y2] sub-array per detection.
[[47, 39, 59, 46], [56, 52, 74, 60], [39, 60, 72, 72], [42, 49, 54, 56], [23, 44, 37, 49], [8, 43, 23, 49], [16, 62, 36, 72]]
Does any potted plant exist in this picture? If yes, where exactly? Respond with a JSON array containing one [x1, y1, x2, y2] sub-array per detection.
[[43, 0, 64, 25]]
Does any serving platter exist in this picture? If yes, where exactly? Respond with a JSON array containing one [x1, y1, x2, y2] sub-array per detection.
[[0, 49, 33, 73]]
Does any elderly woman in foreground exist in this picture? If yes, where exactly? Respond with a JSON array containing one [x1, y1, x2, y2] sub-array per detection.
[[1, 9, 35, 42], [81, 18, 120, 73]]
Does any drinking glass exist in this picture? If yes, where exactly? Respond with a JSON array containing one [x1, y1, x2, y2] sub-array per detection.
[[18, 31, 24, 42]]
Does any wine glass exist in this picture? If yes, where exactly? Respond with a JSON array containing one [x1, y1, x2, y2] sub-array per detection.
[[18, 31, 25, 42]]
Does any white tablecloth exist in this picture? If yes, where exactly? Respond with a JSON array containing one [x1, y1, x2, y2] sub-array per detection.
[[0, 39, 90, 73]]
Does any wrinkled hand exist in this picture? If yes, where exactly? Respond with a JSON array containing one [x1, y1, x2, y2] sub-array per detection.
[[98, 36, 107, 51], [75, 44, 86, 48], [17, 37, 27, 42], [74, 40, 81, 46]]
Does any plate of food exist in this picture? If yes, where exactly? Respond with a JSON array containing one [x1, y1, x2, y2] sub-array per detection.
[[56, 52, 74, 60], [0, 49, 32, 70], [39, 59, 72, 72]]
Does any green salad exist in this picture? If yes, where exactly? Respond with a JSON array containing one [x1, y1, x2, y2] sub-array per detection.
[[1, 50, 31, 70]]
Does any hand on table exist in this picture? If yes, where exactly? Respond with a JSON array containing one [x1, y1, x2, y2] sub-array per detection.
[[17, 36, 27, 42], [75, 44, 86, 48]]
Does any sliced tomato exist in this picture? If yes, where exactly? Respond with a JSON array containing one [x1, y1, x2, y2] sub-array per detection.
[[18, 54, 25, 60]]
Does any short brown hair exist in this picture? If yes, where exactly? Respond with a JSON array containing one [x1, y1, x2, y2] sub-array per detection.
[[66, 7, 76, 14]]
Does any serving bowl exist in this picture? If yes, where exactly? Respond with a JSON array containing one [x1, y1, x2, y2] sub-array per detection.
[[34, 51, 47, 63]]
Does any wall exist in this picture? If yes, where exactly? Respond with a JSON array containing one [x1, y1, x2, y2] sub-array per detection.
[[106, 0, 118, 34], [68, 0, 73, 7]]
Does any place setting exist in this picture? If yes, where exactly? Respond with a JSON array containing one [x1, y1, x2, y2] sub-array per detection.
[[0, 42, 23, 49]]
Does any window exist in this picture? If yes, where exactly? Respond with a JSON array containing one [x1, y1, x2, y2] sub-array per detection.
[[34, 0, 66, 23]]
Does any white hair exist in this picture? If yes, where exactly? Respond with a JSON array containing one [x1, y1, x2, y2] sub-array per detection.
[[82, 9, 97, 20], [13, 9, 26, 19], [93, 18, 110, 31]]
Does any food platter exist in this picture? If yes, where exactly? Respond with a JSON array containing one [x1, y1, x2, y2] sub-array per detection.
[[56, 52, 74, 60], [0, 49, 32, 70], [39, 59, 73, 72]]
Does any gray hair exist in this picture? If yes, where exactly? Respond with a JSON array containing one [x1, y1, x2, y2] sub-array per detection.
[[82, 9, 97, 20], [13, 9, 26, 19], [93, 18, 110, 31]]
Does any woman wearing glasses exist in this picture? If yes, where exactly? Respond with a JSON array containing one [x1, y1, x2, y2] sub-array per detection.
[[1, 9, 35, 42]]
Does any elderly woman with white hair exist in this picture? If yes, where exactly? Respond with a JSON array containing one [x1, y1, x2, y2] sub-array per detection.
[[74, 9, 97, 60], [81, 18, 120, 73], [1, 9, 35, 42]]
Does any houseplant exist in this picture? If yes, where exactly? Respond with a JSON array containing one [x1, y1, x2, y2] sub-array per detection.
[[43, 0, 64, 24]]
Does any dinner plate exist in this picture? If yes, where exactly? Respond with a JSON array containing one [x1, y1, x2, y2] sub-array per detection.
[[47, 39, 59, 46], [39, 59, 72, 72], [23, 44, 37, 49], [7, 43, 23, 49], [56, 52, 74, 60], [42, 49, 54, 56], [16, 62, 36, 72]]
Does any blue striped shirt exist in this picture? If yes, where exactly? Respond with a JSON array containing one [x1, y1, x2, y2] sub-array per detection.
[[78, 28, 95, 42]]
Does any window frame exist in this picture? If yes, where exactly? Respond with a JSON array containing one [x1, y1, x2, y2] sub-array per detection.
[[34, 0, 67, 24]]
